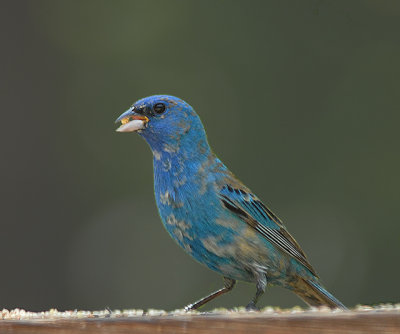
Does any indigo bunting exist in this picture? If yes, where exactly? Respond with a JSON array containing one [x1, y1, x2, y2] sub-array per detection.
[[115, 95, 346, 310]]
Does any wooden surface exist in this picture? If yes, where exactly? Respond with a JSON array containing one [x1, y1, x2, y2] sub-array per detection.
[[1, 307, 400, 334]]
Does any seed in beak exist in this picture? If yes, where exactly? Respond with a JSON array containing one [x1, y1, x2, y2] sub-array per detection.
[[121, 117, 131, 125]]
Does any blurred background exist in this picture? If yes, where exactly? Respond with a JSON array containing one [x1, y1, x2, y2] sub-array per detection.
[[1, 0, 399, 312]]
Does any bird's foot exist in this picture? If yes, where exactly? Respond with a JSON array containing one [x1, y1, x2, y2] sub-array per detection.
[[245, 302, 260, 311], [184, 303, 196, 312], [105, 306, 113, 317]]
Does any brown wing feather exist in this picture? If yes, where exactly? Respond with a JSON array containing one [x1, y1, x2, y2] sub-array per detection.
[[220, 185, 318, 277]]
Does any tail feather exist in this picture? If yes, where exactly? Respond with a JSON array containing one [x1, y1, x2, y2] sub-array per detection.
[[294, 277, 347, 310]]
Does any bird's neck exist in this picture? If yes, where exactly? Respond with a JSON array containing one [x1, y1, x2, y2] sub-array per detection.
[[150, 129, 215, 205], [143, 120, 211, 168], [151, 134, 211, 177]]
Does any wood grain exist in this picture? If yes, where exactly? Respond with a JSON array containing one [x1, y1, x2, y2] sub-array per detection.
[[1, 310, 400, 334]]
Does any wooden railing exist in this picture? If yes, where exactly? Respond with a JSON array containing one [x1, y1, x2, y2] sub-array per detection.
[[1, 305, 399, 333]]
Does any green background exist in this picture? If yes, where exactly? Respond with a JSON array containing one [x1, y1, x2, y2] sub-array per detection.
[[1, 0, 399, 311]]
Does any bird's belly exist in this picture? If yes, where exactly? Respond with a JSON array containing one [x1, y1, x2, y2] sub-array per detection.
[[162, 210, 292, 283]]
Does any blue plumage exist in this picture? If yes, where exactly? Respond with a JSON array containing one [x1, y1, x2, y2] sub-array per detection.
[[115, 95, 346, 310]]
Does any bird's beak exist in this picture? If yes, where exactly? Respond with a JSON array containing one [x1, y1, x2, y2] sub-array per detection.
[[115, 108, 149, 133]]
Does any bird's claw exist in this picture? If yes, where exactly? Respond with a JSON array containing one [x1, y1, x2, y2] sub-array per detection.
[[245, 302, 260, 311], [184, 304, 195, 312]]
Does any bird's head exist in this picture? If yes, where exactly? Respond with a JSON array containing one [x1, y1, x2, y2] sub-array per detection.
[[115, 95, 209, 155]]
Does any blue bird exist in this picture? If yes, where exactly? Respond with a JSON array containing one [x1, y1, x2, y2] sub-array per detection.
[[115, 95, 346, 311]]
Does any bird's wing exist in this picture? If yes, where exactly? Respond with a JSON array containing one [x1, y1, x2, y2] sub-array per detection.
[[219, 185, 317, 276]]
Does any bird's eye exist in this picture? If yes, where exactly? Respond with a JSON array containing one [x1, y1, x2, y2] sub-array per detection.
[[153, 103, 166, 114]]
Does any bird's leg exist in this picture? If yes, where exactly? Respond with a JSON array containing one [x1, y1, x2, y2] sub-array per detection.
[[246, 276, 267, 311], [184, 277, 236, 311]]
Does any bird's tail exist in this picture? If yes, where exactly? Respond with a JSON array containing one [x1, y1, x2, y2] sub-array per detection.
[[293, 277, 347, 310]]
